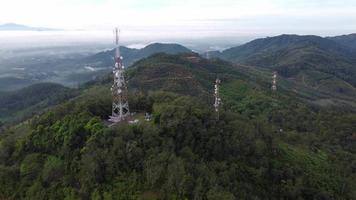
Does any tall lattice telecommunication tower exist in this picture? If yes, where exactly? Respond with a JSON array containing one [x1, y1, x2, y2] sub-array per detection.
[[214, 78, 222, 119], [109, 28, 130, 123], [271, 71, 277, 91]]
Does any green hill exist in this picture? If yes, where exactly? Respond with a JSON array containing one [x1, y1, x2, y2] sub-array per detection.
[[0, 53, 356, 199], [128, 53, 243, 96], [220, 35, 356, 80]]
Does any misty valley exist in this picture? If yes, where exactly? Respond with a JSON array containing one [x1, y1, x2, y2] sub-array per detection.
[[0, 45, 112, 91]]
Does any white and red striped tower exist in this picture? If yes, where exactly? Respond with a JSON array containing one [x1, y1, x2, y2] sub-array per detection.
[[109, 28, 130, 123]]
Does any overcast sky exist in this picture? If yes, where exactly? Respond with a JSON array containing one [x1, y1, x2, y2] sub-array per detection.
[[1, 0, 356, 42]]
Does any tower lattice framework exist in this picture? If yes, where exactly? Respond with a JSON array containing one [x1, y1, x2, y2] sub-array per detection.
[[214, 78, 222, 119], [109, 28, 130, 123], [272, 71, 277, 91]]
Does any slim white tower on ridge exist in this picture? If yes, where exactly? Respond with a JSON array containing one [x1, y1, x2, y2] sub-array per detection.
[[214, 78, 222, 119], [109, 28, 130, 123], [272, 71, 277, 91]]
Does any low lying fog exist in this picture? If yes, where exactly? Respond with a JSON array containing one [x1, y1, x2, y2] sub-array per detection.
[[0, 30, 255, 53]]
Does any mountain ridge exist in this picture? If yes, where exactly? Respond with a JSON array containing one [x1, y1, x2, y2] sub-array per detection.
[[83, 42, 192, 68], [327, 33, 356, 50], [0, 23, 61, 31], [220, 34, 356, 62], [208, 34, 356, 101]]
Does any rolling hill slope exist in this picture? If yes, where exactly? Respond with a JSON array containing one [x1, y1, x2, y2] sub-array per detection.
[[0, 82, 78, 123], [127, 53, 244, 97]]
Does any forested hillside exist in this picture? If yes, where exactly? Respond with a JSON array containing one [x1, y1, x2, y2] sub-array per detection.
[[220, 35, 356, 83], [0, 83, 79, 124], [0, 53, 355, 199], [212, 34, 356, 109], [328, 34, 356, 50]]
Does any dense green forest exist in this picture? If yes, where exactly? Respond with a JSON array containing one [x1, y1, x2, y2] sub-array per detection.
[[0, 53, 356, 199]]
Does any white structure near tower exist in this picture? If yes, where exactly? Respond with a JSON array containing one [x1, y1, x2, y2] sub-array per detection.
[[109, 28, 130, 123], [272, 71, 277, 91]]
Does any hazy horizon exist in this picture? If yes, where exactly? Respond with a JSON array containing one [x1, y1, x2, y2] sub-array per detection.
[[1, 0, 356, 50], [1, 29, 355, 53]]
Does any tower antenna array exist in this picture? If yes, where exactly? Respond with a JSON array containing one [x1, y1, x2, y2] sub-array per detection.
[[109, 28, 130, 123], [214, 78, 222, 119], [271, 71, 277, 91]]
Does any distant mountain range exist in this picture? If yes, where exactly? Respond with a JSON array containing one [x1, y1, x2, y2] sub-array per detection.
[[78, 34, 356, 108], [0, 43, 193, 92], [2, 32, 356, 109], [0, 23, 61, 31], [83, 43, 192, 67]]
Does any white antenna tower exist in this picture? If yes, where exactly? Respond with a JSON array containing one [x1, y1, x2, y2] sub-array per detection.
[[214, 78, 222, 119], [109, 28, 130, 123], [272, 71, 277, 91]]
